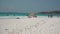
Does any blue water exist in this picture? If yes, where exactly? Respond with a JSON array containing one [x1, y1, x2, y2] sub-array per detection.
[[36, 14, 60, 16], [0, 13, 60, 16], [0, 13, 27, 16]]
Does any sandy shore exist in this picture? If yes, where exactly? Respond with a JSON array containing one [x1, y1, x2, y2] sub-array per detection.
[[0, 17, 60, 34]]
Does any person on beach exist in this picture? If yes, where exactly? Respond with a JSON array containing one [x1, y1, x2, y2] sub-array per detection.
[[48, 14, 53, 18], [16, 17, 20, 19], [28, 13, 37, 18]]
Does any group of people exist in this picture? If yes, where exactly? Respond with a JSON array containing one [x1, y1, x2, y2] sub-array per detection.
[[16, 13, 37, 19], [16, 13, 59, 19]]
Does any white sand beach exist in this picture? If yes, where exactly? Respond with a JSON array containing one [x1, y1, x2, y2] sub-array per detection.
[[0, 16, 60, 34]]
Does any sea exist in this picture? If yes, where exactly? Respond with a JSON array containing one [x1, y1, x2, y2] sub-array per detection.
[[0, 13, 60, 18], [0, 13, 60, 16]]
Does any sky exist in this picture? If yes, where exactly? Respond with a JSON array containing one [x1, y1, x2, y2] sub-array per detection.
[[0, 0, 60, 13]]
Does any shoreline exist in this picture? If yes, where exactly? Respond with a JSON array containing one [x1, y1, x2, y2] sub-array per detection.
[[0, 16, 60, 19]]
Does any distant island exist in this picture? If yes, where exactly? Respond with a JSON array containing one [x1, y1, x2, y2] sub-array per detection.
[[38, 11, 60, 14]]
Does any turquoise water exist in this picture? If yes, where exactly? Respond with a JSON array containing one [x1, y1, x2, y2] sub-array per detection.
[[0, 13, 27, 16], [36, 14, 60, 16], [0, 13, 60, 16]]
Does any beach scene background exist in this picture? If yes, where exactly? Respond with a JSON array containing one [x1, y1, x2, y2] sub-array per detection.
[[0, 0, 60, 34]]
